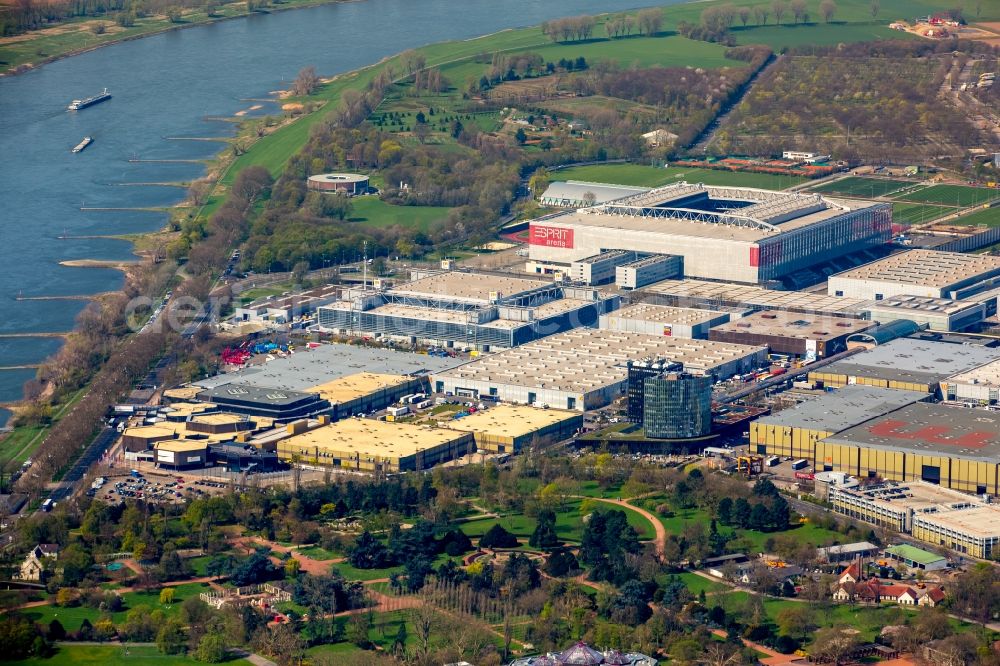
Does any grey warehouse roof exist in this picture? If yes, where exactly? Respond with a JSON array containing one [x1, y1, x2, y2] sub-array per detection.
[[194, 343, 465, 392], [819, 337, 1000, 385], [822, 402, 1000, 463], [755, 385, 929, 433]]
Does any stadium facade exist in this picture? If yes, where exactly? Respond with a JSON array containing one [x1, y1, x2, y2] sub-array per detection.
[[527, 182, 891, 284]]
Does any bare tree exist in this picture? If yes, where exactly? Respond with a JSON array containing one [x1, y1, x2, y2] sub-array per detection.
[[772, 0, 788, 24], [870, 0, 880, 18], [738, 6, 752, 26], [790, 0, 808, 23], [754, 4, 770, 24], [820, 0, 837, 22], [637, 7, 663, 36], [292, 65, 320, 96]]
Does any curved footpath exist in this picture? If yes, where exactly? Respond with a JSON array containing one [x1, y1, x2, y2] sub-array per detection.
[[572, 496, 666, 560]]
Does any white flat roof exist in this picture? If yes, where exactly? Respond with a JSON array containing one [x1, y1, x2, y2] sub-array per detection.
[[437, 328, 765, 393], [605, 303, 726, 326], [389, 272, 549, 303], [831, 249, 1000, 288]]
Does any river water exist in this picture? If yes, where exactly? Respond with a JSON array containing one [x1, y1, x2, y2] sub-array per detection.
[[0, 0, 677, 422]]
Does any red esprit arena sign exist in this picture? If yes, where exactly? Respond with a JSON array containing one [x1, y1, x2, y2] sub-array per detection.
[[530, 225, 574, 248]]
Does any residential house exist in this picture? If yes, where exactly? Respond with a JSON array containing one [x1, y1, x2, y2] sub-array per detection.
[[838, 560, 862, 585], [918, 587, 946, 607], [17, 544, 58, 581]]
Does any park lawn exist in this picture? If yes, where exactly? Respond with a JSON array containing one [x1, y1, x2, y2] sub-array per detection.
[[552, 164, 806, 190], [575, 480, 624, 498], [305, 608, 466, 657], [810, 176, 911, 198], [7, 644, 252, 666], [896, 184, 1000, 207], [346, 197, 451, 232], [296, 545, 342, 561], [330, 561, 404, 582], [456, 500, 655, 544], [18, 582, 212, 633], [735, 520, 849, 552], [949, 206, 1000, 227], [891, 202, 952, 226], [671, 572, 729, 596]]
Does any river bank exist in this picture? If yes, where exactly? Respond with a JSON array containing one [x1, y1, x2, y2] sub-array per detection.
[[0, 0, 668, 435], [0, 0, 365, 77]]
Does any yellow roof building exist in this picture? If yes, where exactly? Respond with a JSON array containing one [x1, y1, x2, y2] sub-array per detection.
[[276, 418, 473, 473], [443, 404, 582, 453]]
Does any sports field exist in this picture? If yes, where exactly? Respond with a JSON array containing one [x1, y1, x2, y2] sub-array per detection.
[[948, 206, 1000, 228], [553, 164, 806, 190], [891, 202, 952, 226], [895, 184, 1000, 207], [810, 176, 910, 198]]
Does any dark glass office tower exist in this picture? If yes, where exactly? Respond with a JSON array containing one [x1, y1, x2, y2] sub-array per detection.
[[643, 372, 713, 439]]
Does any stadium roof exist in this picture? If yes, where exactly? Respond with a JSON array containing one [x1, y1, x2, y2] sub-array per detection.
[[545, 182, 883, 243], [821, 402, 1000, 463], [540, 180, 649, 204], [754, 385, 929, 434]]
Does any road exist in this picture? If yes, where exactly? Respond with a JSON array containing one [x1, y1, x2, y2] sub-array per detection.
[[716, 346, 863, 404], [689, 53, 780, 153]]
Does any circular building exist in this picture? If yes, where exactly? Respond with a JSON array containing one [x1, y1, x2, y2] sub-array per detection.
[[306, 172, 369, 195]]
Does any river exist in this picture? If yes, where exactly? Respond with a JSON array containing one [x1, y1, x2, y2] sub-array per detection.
[[0, 0, 683, 424]]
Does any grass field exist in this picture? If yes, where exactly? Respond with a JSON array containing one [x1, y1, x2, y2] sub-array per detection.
[[455, 499, 655, 545], [810, 176, 911, 198], [7, 644, 251, 666], [638, 498, 847, 552], [552, 163, 806, 190], [891, 202, 952, 226], [295, 545, 342, 560], [949, 206, 1000, 227], [731, 21, 915, 49], [896, 184, 1000, 207], [346, 197, 451, 232], [670, 571, 729, 596], [16, 582, 213, 633]]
